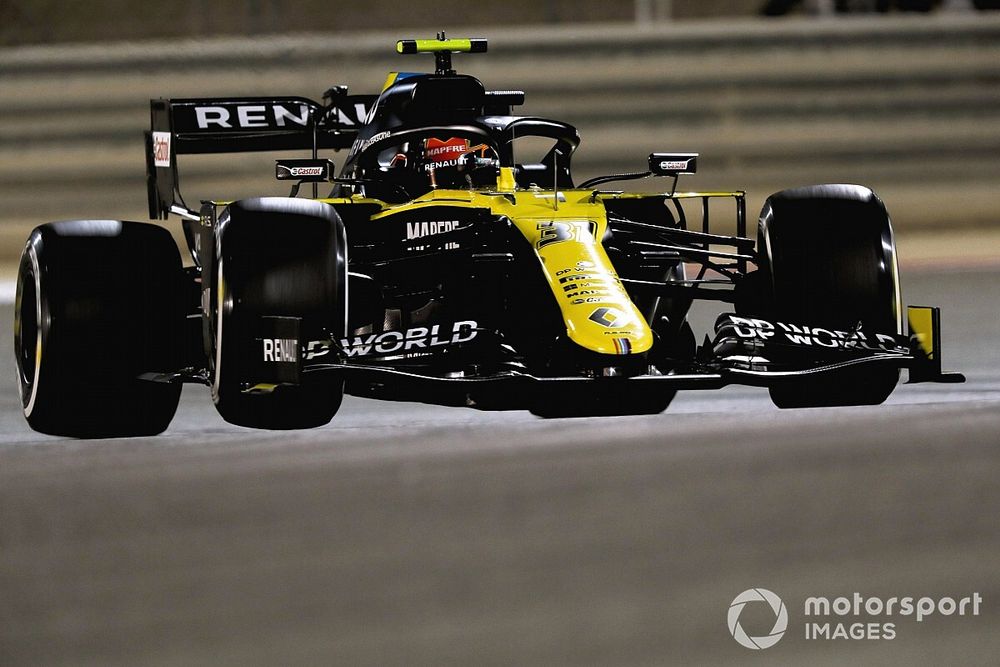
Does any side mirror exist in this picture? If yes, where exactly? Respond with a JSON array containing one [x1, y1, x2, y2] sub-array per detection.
[[275, 159, 335, 182], [649, 153, 697, 176]]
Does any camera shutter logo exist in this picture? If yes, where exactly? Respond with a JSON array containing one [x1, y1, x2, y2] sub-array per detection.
[[728, 588, 788, 650]]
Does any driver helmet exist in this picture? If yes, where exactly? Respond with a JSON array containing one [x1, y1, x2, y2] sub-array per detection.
[[389, 137, 491, 189]]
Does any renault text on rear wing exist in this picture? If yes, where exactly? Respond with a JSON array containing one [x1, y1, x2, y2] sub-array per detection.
[[145, 94, 375, 219]]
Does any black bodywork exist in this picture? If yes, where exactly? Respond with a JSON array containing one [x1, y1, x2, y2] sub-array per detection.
[[139, 59, 962, 413]]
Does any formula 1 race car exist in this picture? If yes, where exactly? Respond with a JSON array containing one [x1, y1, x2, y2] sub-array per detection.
[[13, 36, 964, 437]]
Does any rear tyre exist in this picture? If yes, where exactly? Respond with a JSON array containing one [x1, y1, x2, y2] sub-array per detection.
[[14, 220, 183, 437], [210, 198, 346, 429], [757, 184, 901, 408]]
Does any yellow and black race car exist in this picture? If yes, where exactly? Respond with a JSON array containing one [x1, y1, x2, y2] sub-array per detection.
[[13, 36, 963, 436]]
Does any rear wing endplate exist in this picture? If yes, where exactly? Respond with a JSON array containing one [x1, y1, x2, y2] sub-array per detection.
[[145, 94, 376, 219]]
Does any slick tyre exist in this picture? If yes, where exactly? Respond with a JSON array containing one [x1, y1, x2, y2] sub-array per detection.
[[758, 184, 901, 408], [210, 198, 346, 429], [14, 220, 184, 437]]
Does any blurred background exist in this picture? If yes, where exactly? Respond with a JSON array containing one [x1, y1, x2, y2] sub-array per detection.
[[1, 0, 999, 260]]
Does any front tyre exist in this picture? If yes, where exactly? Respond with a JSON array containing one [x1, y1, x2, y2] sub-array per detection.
[[209, 198, 346, 429], [14, 221, 183, 437], [757, 184, 901, 408]]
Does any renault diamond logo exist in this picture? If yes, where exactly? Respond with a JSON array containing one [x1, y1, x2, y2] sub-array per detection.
[[589, 307, 629, 328]]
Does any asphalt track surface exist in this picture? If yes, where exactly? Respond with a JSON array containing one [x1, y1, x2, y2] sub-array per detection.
[[1, 269, 998, 666]]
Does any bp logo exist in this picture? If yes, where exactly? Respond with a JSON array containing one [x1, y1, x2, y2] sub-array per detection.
[[728, 588, 788, 650]]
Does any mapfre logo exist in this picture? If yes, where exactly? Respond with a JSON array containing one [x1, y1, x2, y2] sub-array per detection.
[[728, 588, 788, 650], [424, 137, 470, 164], [406, 220, 459, 240]]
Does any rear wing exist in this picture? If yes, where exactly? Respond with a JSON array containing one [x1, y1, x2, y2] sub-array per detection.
[[145, 93, 376, 219]]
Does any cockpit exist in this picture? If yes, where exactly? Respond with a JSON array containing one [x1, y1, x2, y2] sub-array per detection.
[[340, 72, 580, 202]]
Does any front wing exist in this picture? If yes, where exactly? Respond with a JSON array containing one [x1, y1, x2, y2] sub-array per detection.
[[287, 306, 963, 408], [146, 306, 962, 407]]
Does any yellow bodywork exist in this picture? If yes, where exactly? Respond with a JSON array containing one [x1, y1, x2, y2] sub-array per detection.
[[907, 306, 936, 360], [321, 171, 655, 357], [396, 38, 477, 53]]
